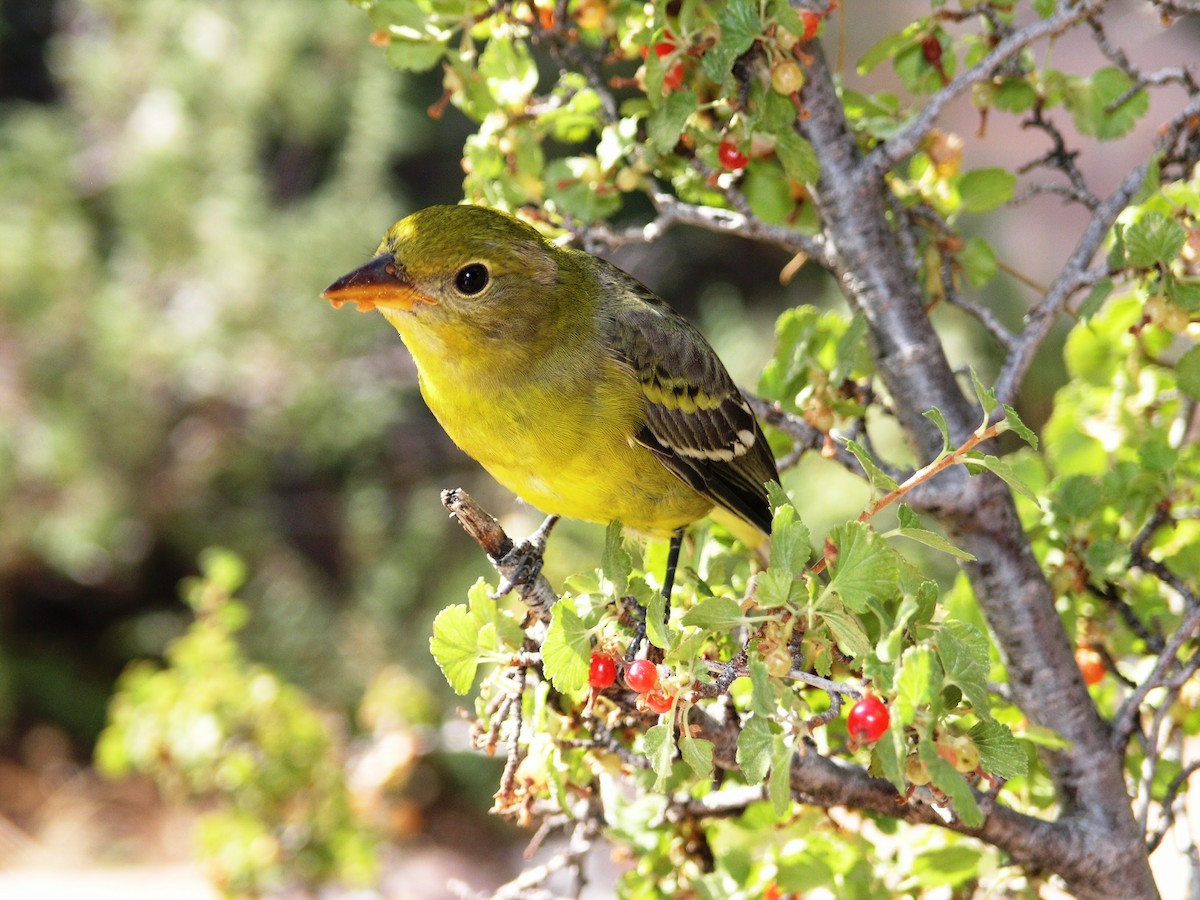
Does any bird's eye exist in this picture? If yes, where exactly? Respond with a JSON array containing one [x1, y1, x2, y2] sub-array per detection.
[[454, 263, 489, 296]]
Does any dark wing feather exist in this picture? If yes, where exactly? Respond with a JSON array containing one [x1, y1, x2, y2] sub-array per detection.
[[597, 263, 779, 535]]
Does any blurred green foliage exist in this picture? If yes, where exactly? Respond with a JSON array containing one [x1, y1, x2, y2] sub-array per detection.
[[0, 0, 491, 732]]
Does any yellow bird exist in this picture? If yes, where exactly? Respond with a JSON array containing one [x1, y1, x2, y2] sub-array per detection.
[[322, 205, 778, 573]]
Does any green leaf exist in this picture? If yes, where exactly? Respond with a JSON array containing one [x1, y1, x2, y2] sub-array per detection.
[[542, 599, 590, 694], [959, 235, 998, 289], [385, 37, 450, 72], [702, 0, 761, 82], [1067, 67, 1150, 141], [742, 160, 794, 225], [821, 602, 872, 661], [644, 723, 677, 787], [969, 453, 1041, 504], [646, 591, 670, 651], [935, 621, 992, 718], [1077, 277, 1114, 321], [681, 596, 744, 631], [478, 37, 539, 108], [957, 168, 1017, 213], [647, 89, 697, 154], [824, 522, 900, 613], [1124, 212, 1187, 268], [969, 720, 1028, 780], [774, 131, 820, 184], [1001, 405, 1038, 449], [749, 657, 777, 717], [922, 408, 951, 453], [769, 503, 811, 577], [845, 439, 900, 493], [896, 645, 940, 725], [768, 735, 794, 816], [1019, 724, 1072, 750], [969, 368, 998, 418], [680, 735, 715, 781], [737, 715, 772, 784], [429, 604, 478, 695], [858, 24, 922, 75], [544, 157, 622, 222], [893, 505, 977, 561], [920, 740, 983, 828], [1178, 346, 1200, 399], [911, 845, 984, 889], [601, 521, 630, 596], [756, 567, 800, 609], [469, 578, 524, 647], [874, 716, 908, 793]]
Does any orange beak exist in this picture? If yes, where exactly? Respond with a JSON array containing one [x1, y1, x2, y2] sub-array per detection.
[[321, 254, 425, 313]]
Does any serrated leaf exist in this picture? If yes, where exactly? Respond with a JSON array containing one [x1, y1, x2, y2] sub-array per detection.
[[824, 522, 900, 613], [775, 131, 820, 184], [1125, 211, 1187, 268], [749, 657, 777, 717], [768, 735, 794, 817], [644, 723, 676, 787], [756, 567, 799, 609], [601, 521, 630, 596], [769, 504, 811, 577], [681, 596, 744, 631], [896, 645, 940, 725], [923, 408, 951, 453], [430, 604, 478, 695], [935, 621, 992, 718], [920, 740, 983, 828], [680, 735, 715, 781], [1001, 405, 1038, 449], [957, 168, 1017, 213], [701, 0, 761, 82], [845, 439, 900, 493], [645, 591, 670, 650], [968, 720, 1028, 780], [737, 715, 772, 784], [542, 599, 590, 694], [469, 578, 524, 647]]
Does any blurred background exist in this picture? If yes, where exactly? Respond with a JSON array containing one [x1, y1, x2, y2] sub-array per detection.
[[0, 0, 1192, 895]]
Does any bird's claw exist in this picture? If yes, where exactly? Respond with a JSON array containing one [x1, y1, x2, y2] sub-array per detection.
[[490, 515, 559, 599]]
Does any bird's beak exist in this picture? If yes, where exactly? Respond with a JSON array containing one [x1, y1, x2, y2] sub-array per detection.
[[321, 254, 428, 313]]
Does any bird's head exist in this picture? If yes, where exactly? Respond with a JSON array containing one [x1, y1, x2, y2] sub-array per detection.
[[322, 205, 571, 351]]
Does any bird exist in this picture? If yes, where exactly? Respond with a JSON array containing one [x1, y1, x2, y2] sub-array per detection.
[[322, 204, 779, 609]]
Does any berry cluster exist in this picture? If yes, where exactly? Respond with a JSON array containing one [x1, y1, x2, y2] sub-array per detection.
[[589, 652, 674, 714]]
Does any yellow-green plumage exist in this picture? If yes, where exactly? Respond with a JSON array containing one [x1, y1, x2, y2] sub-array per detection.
[[322, 204, 778, 539]]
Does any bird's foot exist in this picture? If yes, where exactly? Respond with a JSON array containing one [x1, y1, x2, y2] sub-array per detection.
[[492, 515, 559, 599]]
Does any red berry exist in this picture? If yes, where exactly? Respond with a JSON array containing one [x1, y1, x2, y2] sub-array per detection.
[[588, 652, 618, 689], [1076, 646, 1105, 686], [625, 659, 659, 693], [663, 60, 685, 92], [641, 30, 676, 59], [799, 10, 820, 42], [644, 688, 674, 714], [847, 696, 890, 743], [717, 140, 749, 171]]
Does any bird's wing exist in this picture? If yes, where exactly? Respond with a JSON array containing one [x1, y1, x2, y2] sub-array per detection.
[[599, 265, 779, 535]]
